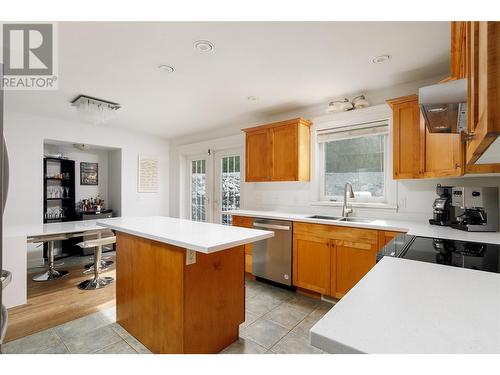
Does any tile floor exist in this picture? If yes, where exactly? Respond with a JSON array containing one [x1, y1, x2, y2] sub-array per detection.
[[2, 277, 334, 354]]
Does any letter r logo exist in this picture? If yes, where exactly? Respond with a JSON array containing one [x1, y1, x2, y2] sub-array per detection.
[[3, 24, 53, 75]]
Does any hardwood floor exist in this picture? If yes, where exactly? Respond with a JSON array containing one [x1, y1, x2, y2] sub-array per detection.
[[5, 257, 116, 342]]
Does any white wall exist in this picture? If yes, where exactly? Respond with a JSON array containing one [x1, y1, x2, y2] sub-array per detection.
[[2, 111, 169, 308]]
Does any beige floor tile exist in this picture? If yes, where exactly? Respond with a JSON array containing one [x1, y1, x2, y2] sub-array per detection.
[[264, 304, 308, 330], [2, 329, 63, 354], [110, 323, 152, 354], [53, 312, 109, 341], [95, 339, 138, 354], [62, 325, 122, 354], [220, 338, 267, 354], [271, 332, 322, 354], [241, 318, 289, 349]]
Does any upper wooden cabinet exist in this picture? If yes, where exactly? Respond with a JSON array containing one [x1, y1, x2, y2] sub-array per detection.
[[390, 22, 500, 178], [245, 129, 271, 182], [465, 21, 500, 166], [451, 21, 468, 79], [243, 118, 312, 182], [388, 95, 463, 180], [388, 95, 423, 179]]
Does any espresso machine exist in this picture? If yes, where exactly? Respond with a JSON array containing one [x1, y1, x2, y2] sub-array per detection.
[[429, 184, 456, 226], [451, 187, 499, 232]]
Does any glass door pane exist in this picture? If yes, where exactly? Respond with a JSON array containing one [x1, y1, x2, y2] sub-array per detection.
[[219, 155, 241, 225], [190, 159, 208, 222]]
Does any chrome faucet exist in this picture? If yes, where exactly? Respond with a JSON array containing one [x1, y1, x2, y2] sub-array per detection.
[[342, 182, 355, 218]]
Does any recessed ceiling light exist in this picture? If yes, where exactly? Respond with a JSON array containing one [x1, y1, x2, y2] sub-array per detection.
[[194, 40, 214, 53], [247, 96, 258, 101], [158, 64, 175, 73], [372, 54, 391, 64]]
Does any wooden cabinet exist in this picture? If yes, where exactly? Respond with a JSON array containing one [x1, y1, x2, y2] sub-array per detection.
[[378, 230, 401, 248], [465, 22, 500, 166], [451, 21, 468, 79], [388, 95, 423, 179], [334, 240, 377, 298], [232, 215, 254, 274], [245, 129, 271, 182], [388, 95, 463, 179], [243, 118, 311, 182], [293, 222, 382, 299], [292, 233, 331, 295]]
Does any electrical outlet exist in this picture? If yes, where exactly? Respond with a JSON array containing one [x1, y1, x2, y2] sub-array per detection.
[[186, 250, 196, 265]]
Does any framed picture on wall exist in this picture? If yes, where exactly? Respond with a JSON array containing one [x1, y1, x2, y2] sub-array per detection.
[[80, 162, 98, 185]]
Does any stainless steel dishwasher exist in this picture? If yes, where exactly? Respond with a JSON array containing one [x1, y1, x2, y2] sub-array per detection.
[[252, 219, 293, 287]]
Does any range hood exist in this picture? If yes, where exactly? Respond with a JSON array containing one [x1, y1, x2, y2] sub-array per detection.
[[418, 78, 467, 133]]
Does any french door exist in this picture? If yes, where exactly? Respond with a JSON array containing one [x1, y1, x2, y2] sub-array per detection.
[[188, 149, 242, 224]]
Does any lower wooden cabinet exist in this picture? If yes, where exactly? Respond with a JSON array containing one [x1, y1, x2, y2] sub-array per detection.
[[378, 230, 401, 248], [293, 223, 403, 299], [292, 234, 331, 295], [333, 240, 377, 298], [232, 216, 254, 274]]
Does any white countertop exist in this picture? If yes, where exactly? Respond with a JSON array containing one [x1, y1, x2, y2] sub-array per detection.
[[4, 219, 107, 239], [97, 216, 273, 253], [225, 209, 500, 245], [310, 257, 500, 354]]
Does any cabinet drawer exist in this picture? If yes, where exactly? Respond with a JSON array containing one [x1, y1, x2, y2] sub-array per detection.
[[294, 222, 378, 244]]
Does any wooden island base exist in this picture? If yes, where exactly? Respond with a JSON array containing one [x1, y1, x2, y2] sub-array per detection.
[[115, 232, 245, 354]]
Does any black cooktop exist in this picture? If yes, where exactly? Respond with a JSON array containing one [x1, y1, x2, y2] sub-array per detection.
[[377, 235, 500, 273]]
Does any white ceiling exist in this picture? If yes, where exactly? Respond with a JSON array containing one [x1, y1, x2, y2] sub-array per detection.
[[5, 22, 451, 139]]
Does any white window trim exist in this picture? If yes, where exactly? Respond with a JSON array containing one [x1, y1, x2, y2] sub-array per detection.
[[310, 104, 397, 210]]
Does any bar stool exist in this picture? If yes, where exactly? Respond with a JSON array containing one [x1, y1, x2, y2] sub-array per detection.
[[77, 232, 116, 290], [84, 256, 113, 272], [83, 229, 115, 271], [31, 234, 70, 282]]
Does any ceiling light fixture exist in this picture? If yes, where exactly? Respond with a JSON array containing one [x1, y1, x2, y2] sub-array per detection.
[[73, 143, 92, 152], [71, 95, 120, 126], [326, 95, 370, 113], [158, 64, 175, 73], [194, 40, 214, 53], [372, 54, 391, 64], [352, 95, 370, 109], [327, 98, 353, 113]]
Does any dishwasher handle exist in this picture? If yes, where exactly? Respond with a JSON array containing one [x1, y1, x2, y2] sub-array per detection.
[[253, 223, 291, 231]]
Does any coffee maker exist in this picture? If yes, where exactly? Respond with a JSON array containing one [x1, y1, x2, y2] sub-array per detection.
[[429, 184, 456, 226], [451, 187, 499, 232]]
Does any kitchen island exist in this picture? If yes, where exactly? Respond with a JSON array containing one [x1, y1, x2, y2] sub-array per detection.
[[97, 216, 273, 354]]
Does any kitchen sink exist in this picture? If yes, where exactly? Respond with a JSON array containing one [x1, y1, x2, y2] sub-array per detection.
[[336, 217, 374, 223], [307, 215, 343, 220], [307, 215, 375, 224]]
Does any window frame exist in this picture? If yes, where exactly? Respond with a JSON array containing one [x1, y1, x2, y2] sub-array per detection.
[[318, 131, 390, 204]]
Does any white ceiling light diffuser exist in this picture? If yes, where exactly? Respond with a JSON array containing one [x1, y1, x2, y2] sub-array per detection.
[[372, 54, 391, 64], [158, 64, 175, 73], [326, 95, 370, 113], [71, 95, 121, 125], [194, 40, 214, 53]]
